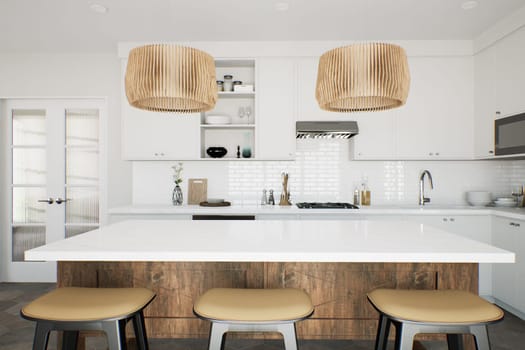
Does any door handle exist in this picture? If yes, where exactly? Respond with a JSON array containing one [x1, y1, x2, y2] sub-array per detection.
[[38, 198, 54, 204], [55, 198, 71, 204]]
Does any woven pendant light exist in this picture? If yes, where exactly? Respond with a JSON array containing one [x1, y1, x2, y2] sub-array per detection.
[[316, 43, 410, 112], [125, 44, 217, 113]]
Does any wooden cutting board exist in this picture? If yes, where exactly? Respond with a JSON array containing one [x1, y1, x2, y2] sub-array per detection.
[[188, 178, 208, 205]]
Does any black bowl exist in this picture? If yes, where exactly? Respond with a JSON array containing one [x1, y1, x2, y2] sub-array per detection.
[[206, 147, 227, 158]]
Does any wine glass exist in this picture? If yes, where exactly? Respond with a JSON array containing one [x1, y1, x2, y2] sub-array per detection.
[[238, 107, 245, 123], [245, 106, 252, 124]]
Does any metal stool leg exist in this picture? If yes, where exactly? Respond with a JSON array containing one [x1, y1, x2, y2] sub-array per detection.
[[375, 314, 391, 350], [277, 323, 298, 350], [394, 323, 417, 350], [62, 330, 79, 350], [208, 322, 229, 350], [32, 322, 52, 350], [102, 320, 128, 350], [132, 311, 149, 350], [446, 334, 463, 350], [470, 325, 491, 350]]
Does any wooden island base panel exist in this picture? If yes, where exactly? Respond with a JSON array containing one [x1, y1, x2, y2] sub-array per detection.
[[58, 261, 478, 348]]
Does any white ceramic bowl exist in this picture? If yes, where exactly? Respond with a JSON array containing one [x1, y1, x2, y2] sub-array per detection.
[[466, 191, 492, 207], [205, 115, 231, 125], [207, 198, 224, 204]]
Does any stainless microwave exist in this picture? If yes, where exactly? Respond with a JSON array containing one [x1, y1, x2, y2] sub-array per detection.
[[495, 112, 525, 156]]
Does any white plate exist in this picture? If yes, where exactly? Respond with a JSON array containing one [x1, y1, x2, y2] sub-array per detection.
[[494, 202, 517, 207], [205, 115, 231, 125], [495, 197, 515, 202]]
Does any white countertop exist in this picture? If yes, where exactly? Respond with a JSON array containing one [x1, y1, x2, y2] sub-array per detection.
[[25, 219, 514, 263], [108, 204, 525, 220]]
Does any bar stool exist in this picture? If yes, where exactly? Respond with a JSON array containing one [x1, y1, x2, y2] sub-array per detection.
[[21, 287, 156, 350], [367, 289, 504, 350], [193, 288, 314, 350]]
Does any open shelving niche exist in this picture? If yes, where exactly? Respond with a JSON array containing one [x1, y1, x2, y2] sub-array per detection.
[[200, 59, 256, 160]]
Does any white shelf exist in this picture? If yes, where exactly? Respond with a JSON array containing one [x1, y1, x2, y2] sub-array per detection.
[[217, 91, 255, 98], [201, 124, 255, 129], [198, 157, 257, 161]]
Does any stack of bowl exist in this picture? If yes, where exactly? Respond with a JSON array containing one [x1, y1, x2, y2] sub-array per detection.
[[466, 191, 492, 207]]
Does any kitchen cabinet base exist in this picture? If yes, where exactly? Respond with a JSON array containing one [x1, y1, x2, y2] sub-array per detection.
[[57, 262, 477, 347]]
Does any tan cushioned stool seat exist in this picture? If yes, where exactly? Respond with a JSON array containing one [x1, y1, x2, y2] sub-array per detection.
[[194, 288, 314, 322], [21, 287, 155, 322], [367, 289, 503, 324]]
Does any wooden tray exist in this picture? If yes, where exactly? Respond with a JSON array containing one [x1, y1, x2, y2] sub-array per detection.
[[199, 201, 231, 207]]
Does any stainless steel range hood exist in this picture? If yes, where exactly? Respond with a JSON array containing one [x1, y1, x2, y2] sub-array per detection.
[[296, 121, 359, 139]]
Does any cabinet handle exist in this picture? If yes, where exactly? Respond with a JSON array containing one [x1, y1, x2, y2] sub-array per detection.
[[435, 152, 440, 156], [429, 152, 433, 156], [443, 218, 448, 222], [55, 198, 71, 205], [489, 150, 494, 154], [509, 222, 520, 227], [450, 218, 455, 222], [496, 111, 501, 115]]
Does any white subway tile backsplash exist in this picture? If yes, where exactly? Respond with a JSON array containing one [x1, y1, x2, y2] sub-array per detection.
[[132, 140, 525, 207]]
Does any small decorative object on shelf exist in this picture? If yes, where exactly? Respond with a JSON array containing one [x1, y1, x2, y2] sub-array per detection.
[[172, 162, 184, 206], [242, 147, 252, 158], [223, 75, 233, 91], [206, 147, 227, 158], [237, 145, 241, 158]]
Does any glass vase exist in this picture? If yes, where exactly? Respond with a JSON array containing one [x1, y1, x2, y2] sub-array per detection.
[[172, 184, 183, 206]]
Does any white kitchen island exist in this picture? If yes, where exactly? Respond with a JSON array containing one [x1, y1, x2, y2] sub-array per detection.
[[25, 219, 514, 345], [25, 219, 513, 263]]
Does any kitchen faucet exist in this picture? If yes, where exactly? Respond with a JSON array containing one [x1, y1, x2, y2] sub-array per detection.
[[419, 170, 434, 206]]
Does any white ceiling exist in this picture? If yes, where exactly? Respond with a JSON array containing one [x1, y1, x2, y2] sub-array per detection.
[[1, 0, 525, 53]]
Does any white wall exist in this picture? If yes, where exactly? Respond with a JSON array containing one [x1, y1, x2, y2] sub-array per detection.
[[132, 139, 525, 206], [0, 53, 131, 215]]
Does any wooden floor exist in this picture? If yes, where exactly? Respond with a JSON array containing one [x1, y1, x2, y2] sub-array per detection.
[[2, 283, 525, 350]]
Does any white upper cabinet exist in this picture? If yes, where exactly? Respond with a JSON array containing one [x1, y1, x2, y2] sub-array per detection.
[[349, 110, 397, 160], [474, 47, 496, 158], [472, 26, 525, 159], [297, 56, 474, 160], [122, 105, 200, 160], [396, 56, 474, 160], [256, 57, 296, 160], [493, 28, 525, 117], [120, 61, 200, 160]]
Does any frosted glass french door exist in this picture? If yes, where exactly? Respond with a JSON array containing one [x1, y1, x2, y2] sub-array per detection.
[[5, 99, 102, 282]]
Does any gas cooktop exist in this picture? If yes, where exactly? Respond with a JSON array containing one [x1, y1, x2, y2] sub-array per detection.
[[295, 202, 359, 209]]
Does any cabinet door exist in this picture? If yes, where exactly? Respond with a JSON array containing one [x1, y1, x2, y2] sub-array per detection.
[[396, 56, 474, 160], [350, 110, 397, 160], [493, 27, 525, 117], [256, 57, 296, 160], [515, 220, 525, 313], [474, 48, 496, 158], [492, 217, 518, 309], [411, 215, 492, 297], [120, 61, 200, 160], [122, 104, 200, 160]]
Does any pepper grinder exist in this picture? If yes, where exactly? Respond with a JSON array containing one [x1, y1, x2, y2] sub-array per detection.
[[261, 189, 268, 206], [268, 189, 275, 205]]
